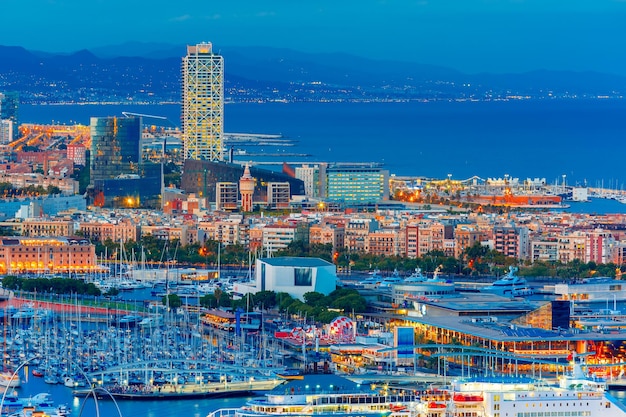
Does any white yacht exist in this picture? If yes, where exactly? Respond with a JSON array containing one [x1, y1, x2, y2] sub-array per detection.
[[482, 266, 533, 297], [426, 266, 449, 283], [358, 269, 384, 289], [403, 268, 427, 284], [207, 357, 626, 417], [378, 269, 404, 288]]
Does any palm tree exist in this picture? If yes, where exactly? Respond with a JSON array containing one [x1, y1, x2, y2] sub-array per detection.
[[214, 287, 223, 307]]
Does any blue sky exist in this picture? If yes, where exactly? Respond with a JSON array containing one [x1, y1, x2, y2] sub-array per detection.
[[2, 0, 626, 75]]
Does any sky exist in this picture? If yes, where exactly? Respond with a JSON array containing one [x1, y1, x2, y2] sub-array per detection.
[[2, 0, 626, 75]]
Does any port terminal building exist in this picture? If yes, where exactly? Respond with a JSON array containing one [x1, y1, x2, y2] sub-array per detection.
[[320, 291, 626, 377]]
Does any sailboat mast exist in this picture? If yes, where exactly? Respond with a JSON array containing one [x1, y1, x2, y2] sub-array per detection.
[[217, 242, 221, 279]]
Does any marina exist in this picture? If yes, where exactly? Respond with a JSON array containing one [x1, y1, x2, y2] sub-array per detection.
[[0, 286, 291, 416]]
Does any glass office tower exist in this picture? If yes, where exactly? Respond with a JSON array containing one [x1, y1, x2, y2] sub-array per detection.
[[90, 116, 142, 184]]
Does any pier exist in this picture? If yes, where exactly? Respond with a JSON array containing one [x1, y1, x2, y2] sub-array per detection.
[[75, 379, 284, 400]]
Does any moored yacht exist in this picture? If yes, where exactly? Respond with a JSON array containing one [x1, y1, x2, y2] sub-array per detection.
[[482, 266, 533, 297], [359, 270, 384, 289], [378, 270, 404, 289], [403, 268, 427, 284]]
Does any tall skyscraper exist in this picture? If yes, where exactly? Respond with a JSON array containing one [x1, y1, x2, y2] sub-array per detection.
[[181, 43, 224, 161]]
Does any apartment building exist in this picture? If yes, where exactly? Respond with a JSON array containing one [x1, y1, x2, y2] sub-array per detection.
[[262, 224, 297, 255], [79, 218, 138, 243]]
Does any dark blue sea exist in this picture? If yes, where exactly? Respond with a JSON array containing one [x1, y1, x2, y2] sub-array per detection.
[[20, 99, 626, 187]]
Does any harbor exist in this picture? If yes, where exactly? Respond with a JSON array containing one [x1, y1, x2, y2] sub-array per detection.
[[0, 285, 294, 416]]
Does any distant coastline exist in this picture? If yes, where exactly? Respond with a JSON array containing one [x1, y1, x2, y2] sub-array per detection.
[[19, 95, 623, 107]]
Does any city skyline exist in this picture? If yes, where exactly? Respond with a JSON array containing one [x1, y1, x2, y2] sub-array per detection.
[[2, 1, 626, 76]]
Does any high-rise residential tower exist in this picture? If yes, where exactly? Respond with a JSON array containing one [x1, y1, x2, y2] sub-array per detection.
[[181, 43, 224, 161]]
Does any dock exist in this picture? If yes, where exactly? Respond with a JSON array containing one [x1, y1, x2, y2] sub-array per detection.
[[74, 379, 285, 400]]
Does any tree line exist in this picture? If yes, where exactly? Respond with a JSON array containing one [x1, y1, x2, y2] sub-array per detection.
[[191, 287, 367, 324], [1, 275, 101, 296]]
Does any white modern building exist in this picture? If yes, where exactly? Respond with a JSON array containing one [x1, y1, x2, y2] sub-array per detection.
[[232, 257, 337, 301], [181, 43, 224, 161], [262, 224, 297, 255], [295, 164, 322, 198]]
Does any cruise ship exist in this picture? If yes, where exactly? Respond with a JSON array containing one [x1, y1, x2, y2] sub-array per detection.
[[423, 356, 626, 417]]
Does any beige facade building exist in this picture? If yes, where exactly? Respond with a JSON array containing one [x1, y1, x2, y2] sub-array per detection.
[[79, 219, 138, 243], [267, 182, 290, 210], [454, 225, 481, 258], [366, 230, 400, 257], [141, 224, 191, 243], [0, 236, 96, 274], [309, 224, 345, 252], [215, 182, 238, 211], [530, 239, 559, 262], [198, 218, 249, 247], [557, 232, 586, 263], [0, 173, 79, 195], [22, 218, 74, 237], [344, 218, 378, 253]]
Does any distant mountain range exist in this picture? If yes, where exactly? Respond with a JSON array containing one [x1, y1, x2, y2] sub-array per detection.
[[1, 42, 626, 103]]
